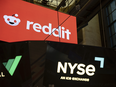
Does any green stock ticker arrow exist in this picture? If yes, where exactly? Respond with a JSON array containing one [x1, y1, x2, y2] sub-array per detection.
[[3, 55, 22, 76]]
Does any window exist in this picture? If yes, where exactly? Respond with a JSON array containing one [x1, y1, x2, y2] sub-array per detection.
[[105, 0, 116, 48]]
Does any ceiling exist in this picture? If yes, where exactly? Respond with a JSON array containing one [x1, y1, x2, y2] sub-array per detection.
[[34, 0, 75, 8], [25, 0, 113, 31]]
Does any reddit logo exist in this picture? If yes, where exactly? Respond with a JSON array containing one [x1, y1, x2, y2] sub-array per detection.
[[3, 14, 21, 26]]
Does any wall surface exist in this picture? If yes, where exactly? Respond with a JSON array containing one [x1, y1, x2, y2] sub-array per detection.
[[81, 14, 102, 47], [29, 41, 47, 87]]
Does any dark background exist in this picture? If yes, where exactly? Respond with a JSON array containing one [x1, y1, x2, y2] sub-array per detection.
[[0, 41, 116, 87], [0, 41, 32, 87], [44, 43, 116, 87]]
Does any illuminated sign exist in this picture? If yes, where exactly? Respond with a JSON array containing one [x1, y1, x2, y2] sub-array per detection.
[[26, 21, 71, 40], [43, 44, 116, 87], [0, 42, 31, 87], [0, 0, 77, 44], [3, 14, 21, 26], [95, 57, 104, 68], [3, 55, 22, 76], [57, 62, 95, 76]]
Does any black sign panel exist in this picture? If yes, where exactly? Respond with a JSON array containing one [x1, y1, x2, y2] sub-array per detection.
[[44, 44, 116, 87], [0, 41, 47, 87], [0, 42, 32, 87]]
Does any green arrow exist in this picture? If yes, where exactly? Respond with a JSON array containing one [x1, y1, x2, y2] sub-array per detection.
[[3, 55, 22, 76], [5, 59, 14, 71]]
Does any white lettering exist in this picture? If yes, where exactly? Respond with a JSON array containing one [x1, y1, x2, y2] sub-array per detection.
[[65, 29, 71, 40], [33, 23, 42, 32], [77, 64, 85, 75], [62, 27, 65, 39], [0, 72, 5, 77], [52, 26, 61, 37], [57, 62, 95, 76], [68, 63, 77, 74], [26, 21, 71, 40], [66, 77, 71, 80], [72, 77, 89, 82], [26, 21, 33, 30], [52, 28, 59, 37], [57, 62, 67, 74], [60, 76, 65, 80], [86, 65, 95, 76], [42, 23, 52, 35]]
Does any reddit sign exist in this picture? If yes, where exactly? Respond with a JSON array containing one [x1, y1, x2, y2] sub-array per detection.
[[3, 14, 21, 26], [0, 0, 77, 44]]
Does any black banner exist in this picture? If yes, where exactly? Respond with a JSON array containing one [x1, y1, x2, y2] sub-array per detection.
[[0, 42, 32, 87], [44, 43, 116, 87]]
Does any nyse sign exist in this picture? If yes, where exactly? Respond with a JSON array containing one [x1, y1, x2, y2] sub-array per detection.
[[44, 44, 116, 87], [57, 62, 95, 76], [57, 62, 95, 82]]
